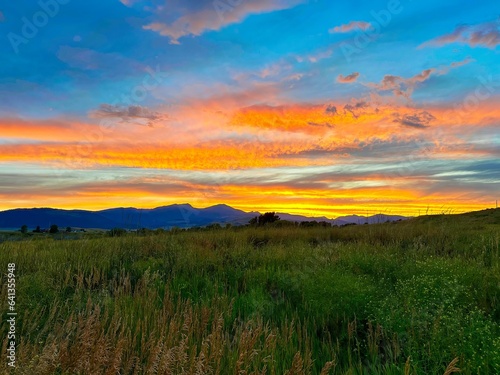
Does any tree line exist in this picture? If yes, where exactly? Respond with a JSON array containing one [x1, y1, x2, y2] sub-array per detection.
[[18, 212, 341, 236], [20, 225, 72, 234]]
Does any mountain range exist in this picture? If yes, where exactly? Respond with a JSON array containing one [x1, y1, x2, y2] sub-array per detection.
[[0, 204, 407, 230]]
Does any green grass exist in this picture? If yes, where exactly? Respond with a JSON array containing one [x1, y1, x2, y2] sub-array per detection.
[[0, 209, 499, 374]]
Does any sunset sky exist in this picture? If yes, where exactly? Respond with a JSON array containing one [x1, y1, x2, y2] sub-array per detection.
[[0, 0, 499, 217]]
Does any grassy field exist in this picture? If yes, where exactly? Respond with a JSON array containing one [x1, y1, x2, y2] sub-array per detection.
[[1, 209, 499, 374]]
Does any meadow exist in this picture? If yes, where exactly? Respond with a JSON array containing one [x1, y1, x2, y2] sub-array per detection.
[[0, 209, 499, 374]]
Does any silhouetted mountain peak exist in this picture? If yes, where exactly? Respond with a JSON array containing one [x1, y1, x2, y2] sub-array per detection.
[[0, 204, 408, 230]]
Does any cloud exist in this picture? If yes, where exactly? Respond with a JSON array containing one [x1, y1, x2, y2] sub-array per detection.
[[343, 101, 368, 118], [409, 69, 434, 83], [450, 56, 474, 68], [119, 0, 138, 6], [259, 63, 286, 79], [89, 104, 169, 127], [2, 161, 495, 216], [393, 111, 436, 128], [325, 104, 338, 115], [285, 73, 305, 81], [295, 47, 333, 63], [143, 0, 305, 44], [0, 117, 84, 142], [368, 68, 436, 99], [1, 98, 499, 217], [422, 20, 500, 49], [1, 98, 498, 172], [367, 58, 476, 100], [307, 122, 334, 129], [329, 21, 372, 33], [337, 72, 360, 83], [254, 60, 304, 81], [57, 46, 144, 74]]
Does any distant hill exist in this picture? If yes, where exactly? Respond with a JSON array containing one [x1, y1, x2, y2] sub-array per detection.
[[276, 213, 407, 226], [0, 204, 407, 230], [411, 208, 500, 225]]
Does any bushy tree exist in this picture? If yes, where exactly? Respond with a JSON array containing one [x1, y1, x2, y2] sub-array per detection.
[[49, 225, 59, 234], [20, 225, 28, 234], [249, 212, 281, 226], [66, 227, 72, 233], [258, 212, 280, 225]]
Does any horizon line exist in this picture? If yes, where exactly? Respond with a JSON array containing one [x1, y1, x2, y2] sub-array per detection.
[[1, 203, 497, 221]]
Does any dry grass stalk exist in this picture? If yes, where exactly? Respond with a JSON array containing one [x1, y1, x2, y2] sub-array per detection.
[[404, 356, 411, 375], [443, 357, 461, 375]]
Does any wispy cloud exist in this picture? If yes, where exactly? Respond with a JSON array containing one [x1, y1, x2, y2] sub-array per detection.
[[450, 56, 474, 68], [329, 21, 372, 33], [367, 58, 472, 100], [89, 104, 169, 128], [119, 0, 138, 6], [295, 47, 333, 63], [337, 72, 360, 83], [342, 101, 368, 118], [421, 20, 500, 49], [143, 0, 305, 44], [1, 95, 499, 215], [368, 68, 436, 99], [0, 118, 85, 142], [393, 111, 436, 128]]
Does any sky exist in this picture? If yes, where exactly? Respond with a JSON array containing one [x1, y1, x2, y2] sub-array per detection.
[[0, 0, 499, 218]]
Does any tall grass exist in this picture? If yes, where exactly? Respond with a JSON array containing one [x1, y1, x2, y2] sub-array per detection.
[[1, 212, 499, 374]]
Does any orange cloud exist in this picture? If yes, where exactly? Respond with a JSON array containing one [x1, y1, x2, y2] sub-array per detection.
[[1, 96, 498, 217], [0, 142, 332, 170], [0, 118, 88, 142], [1, 98, 498, 171]]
